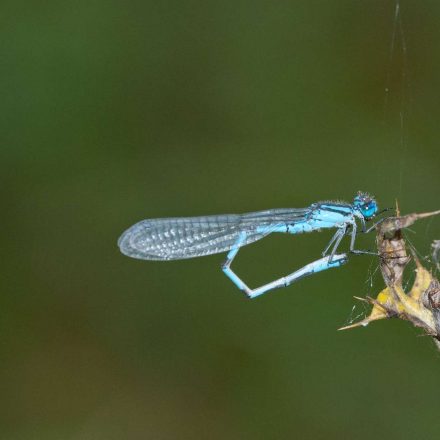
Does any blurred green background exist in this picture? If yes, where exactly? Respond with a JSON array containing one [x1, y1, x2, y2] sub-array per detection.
[[3, 0, 440, 438]]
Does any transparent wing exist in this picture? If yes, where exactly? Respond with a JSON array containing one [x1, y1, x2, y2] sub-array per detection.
[[118, 208, 310, 260]]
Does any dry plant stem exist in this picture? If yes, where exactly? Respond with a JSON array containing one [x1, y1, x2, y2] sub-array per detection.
[[339, 210, 440, 348], [378, 211, 440, 285]]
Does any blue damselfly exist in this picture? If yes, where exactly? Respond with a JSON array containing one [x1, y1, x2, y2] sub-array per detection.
[[118, 192, 380, 298]]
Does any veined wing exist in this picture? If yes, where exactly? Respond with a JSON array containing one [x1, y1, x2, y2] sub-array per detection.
[[118, 208, 309, 261]]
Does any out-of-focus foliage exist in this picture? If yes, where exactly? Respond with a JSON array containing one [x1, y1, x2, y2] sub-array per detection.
[[2, 1, 440, 439]]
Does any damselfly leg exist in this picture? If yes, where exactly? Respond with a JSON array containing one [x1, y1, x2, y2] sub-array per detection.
[[222, 232, 348, 298]]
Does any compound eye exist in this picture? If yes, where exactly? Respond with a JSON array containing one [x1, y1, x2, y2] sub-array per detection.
[[362, 201, 378, 219]]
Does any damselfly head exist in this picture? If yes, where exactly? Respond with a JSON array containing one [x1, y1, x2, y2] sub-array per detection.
[[353, 191, 378, 219]]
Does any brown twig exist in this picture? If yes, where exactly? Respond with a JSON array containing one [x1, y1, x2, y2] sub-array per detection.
[[339, 209, 440, 349]]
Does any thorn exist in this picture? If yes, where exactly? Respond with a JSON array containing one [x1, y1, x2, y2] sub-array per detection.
[[338, 320, 370, 331], [415, 209, 440, 219]]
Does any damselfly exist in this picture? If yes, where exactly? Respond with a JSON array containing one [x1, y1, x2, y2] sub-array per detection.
[[118, 192, 380, 298]]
